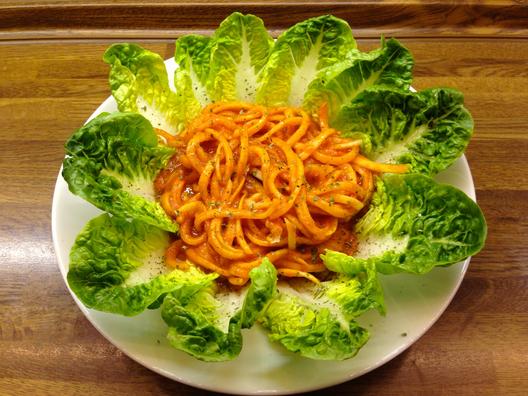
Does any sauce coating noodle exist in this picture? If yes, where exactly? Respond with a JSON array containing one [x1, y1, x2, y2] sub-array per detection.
[[154, 102, 407, 285]]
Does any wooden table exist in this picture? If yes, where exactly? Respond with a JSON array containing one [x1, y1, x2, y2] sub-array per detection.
[[1, 1, 527, 394]]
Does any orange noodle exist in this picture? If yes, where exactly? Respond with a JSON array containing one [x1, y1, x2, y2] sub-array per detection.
[[154, 102, 407, 286]]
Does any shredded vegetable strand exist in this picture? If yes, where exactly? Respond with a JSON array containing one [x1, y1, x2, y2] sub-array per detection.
[[156, 102, 407, 285]]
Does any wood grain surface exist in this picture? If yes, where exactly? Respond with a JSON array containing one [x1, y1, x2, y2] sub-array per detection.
[[1, 2, 527, 395], [2, 0, 528, 40]]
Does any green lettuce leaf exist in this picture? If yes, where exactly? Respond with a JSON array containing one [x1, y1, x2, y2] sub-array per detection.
[[204, 12, 273, 102], [161, 258, 277, 361], [103, 43, 200, 135], [62, 112, 177, 232], [303, 38, 413, 122], [323, 174, 487, 275], [67, 214, 216, 316], [259, 262, 384, 360], [323, 262, 386, 318], [333, 87, 474, 176], [174, 13, 273, 104], [256, 15, 356, 107], [174, 34, 212, 107]]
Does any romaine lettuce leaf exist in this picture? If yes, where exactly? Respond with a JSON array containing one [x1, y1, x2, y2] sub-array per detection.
[[161, 259, 277, 361], [333, 87, 474, 176], [174, 34, 212, 107], [260, 293, 369, 360], [303, 38, 413, 122], [62, 112, 177, 232], [259, 262, 384, 360], [323, 262, 386, 318], [323, 174, 487, 275], [103, 43, 200, 135], [257, 15, 356, 107], [67, 214, 215, 316], [174, 13, 273, 104], [204, 12, 273, 102]]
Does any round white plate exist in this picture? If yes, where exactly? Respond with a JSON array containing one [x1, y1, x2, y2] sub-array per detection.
[[52, 58, 475, 394]]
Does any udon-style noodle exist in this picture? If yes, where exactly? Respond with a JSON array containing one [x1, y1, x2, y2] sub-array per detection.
[[154, 102, 407, 286]]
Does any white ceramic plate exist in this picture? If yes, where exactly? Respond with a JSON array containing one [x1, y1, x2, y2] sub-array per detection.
[[52, 58, 475, 394]]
